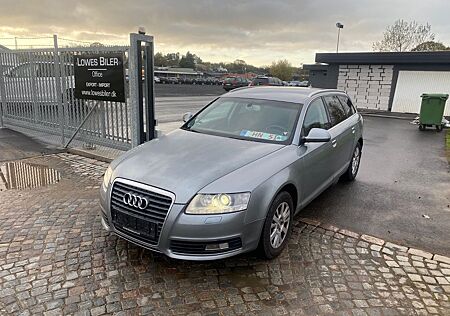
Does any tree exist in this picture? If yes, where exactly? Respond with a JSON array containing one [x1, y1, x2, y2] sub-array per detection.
[[179, 51, 196, 69], [154, 52, 168, 66], [412, 41, 448, 51], [165, 53, 180, 67], [269, 59, 294, 81], [373, 20, 435, 52]]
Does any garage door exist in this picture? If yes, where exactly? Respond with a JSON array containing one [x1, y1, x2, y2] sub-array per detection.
[[392, 71, 450, 116]]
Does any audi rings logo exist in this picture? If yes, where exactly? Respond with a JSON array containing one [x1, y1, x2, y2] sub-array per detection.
[[123, 192, 148, 209]]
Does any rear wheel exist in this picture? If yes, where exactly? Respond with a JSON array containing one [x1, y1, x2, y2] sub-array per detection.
[[436, 125, 443, 132], [342, 143, 362, 181], [259, 191, 293, 259]]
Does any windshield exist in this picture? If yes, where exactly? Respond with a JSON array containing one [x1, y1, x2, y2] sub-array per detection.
[[182, 97, 302, 144]]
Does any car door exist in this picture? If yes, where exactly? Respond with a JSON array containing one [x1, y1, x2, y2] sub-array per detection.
[[299, 97, 335, 206], [323, 94, 354, 179], [337, 94, 360, 152]]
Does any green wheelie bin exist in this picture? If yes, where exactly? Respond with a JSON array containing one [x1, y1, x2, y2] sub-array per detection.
[[419, 93, 448, 132]]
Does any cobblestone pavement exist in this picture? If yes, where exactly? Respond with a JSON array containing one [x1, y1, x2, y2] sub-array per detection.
[[0, 154, 450, 316]]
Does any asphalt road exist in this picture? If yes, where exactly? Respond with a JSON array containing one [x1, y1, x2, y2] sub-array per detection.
[[155, 95, 217, 123], [155, 83, 224, 97], [301, 116, 450, 255]]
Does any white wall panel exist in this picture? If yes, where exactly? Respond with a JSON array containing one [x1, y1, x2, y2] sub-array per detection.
[[392, 71, 450, 115]]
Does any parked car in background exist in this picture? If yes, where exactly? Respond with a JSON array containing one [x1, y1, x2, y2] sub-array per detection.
[[222, 77, 249, 91], [288, 80, 310, 87], [249, 76, 283, 87], [205, 77, 220, 85], [299, 81, 309, 87], [159, 77, 169, 84], [99, 87, 364, 260], [154, 76, 160, 83], [159, 77, 179, 84], [179, 77, 194, 84]]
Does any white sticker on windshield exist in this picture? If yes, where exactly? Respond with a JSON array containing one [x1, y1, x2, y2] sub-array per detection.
[[240, 130, 288, 141]]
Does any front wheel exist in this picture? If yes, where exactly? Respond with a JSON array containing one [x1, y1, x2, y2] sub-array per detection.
[[342, 143, 362, 181], [259, 192, 294, 259]]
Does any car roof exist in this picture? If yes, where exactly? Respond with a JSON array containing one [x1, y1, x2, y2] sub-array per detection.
[[224, 86, 344, 104]]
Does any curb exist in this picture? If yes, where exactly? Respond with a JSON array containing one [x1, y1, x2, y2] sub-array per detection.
[[359, 112, 415, 120], [298, 217, 450, 265]]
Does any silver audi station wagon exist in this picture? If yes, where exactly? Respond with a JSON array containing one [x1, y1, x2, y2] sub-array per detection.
[[99, 87, 363, 260]]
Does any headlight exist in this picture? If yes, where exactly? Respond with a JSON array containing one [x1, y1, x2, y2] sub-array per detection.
[[102, 166, 113, 188], [185, 193, 251, 215]]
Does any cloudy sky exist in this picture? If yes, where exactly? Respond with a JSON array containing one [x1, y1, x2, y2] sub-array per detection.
[[1, 0, 450, 66]]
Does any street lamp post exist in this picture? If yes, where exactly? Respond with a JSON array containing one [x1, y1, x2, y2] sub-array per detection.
[[336, 22, 344, 53]]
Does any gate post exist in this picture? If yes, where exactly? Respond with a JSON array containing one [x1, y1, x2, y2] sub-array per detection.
[[129, 31, 155, 148], [53, 34, 65, 146], [0, 54, 5, 128]]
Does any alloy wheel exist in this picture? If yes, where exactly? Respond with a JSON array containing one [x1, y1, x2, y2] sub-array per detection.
[[351, 146, 360, 176], [270, 202, 290, 249]]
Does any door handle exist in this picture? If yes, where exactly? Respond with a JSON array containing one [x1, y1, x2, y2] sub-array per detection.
[[332, 139, 337, 148]]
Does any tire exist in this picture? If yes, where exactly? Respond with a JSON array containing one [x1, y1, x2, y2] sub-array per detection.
[[342, 142, 362, 181], [436, 125, 443, 132], [259, 191, 294, 259], [419, 124, 425, 131]]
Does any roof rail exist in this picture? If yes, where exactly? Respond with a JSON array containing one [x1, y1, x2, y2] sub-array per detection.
[[308, 88, 345, 97]]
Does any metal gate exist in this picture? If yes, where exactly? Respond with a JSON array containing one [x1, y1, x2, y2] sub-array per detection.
[[0, 35, 131, 151]]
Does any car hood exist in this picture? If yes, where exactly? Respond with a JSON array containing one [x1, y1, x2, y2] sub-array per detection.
[[113, 129, 283, 203]]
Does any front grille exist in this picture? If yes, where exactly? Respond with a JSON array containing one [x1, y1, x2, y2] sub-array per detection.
[[110, 180, 173, 245], [170, 237, 242, 255]]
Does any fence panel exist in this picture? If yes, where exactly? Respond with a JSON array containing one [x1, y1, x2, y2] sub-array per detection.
[[0, 43, 131, 152]]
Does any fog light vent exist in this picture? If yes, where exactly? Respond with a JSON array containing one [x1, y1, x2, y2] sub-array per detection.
[[205, 242, 229, 251], [169, 237, 242, 255]]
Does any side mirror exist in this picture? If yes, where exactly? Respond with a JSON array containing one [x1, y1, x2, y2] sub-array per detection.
[[182, 112, 193, 122], [301, 128, 331, 144]]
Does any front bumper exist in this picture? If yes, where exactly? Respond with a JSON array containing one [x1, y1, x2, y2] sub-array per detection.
[[99, 194, 264, 261]]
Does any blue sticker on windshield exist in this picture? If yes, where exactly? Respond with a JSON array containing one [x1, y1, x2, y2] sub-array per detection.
[[240, 130, 288, 141]]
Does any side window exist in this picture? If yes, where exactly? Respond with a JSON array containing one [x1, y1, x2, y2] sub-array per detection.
[[337, 95, 355, 117], [303, 98, 331, 136], [323, 95, 347, 126]]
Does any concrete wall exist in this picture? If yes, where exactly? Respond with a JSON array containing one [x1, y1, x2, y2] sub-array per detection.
[[337, 65, 393, 110]]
